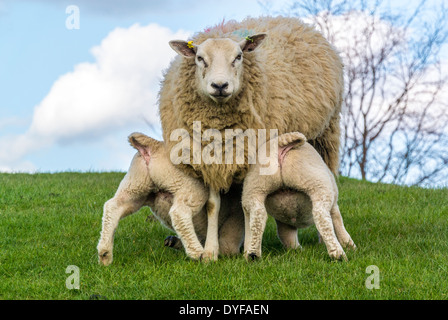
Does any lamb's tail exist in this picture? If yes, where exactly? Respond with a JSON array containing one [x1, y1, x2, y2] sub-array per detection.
[[128, 132, 163, 151], [128, 132, 163, 165], [277, 132, 307, 148]]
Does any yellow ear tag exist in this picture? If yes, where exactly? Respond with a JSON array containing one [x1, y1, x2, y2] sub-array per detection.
[[187, 41, 194, 49]]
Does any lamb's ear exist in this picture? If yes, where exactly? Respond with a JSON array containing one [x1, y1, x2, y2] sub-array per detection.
[[169, 40, 197, 58], [239, 33, 267, 53], [128, 132, 162, 165], [277, 132, 307, 149]]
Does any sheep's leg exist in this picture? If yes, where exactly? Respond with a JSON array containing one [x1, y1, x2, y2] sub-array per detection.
[[243, 204, 252, 257], [97, 154, 152, 266], [218, 209, 244, 256], [97, 193, 146, 266], [310, 193, 346, 261], [309, 112, 341, 176], [330, 204, 356, 250], [202, 188, 221, 262], [275, 220, 301, 249], [164, 235, 183, 250], [169, 201, 204, 260], [243, 195, 268, 261]]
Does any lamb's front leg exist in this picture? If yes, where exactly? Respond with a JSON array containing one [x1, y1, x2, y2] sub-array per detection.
[[242, 194, 268, 261], [202, 188, 221, 262], [169, 200, 205, 261]]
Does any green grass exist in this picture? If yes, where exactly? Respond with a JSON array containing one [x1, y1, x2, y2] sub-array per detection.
[[0, 172, 447, 300]]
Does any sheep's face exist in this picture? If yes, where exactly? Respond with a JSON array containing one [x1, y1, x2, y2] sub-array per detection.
[[170, 34, 267, 104], [194, 39, 243, 103]]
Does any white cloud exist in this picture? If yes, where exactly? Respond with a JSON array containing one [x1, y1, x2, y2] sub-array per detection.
[[306, 11, 447, 123], [0, 22, 190, 171]]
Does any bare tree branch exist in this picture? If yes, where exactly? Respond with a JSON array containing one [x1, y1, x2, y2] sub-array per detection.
[[267, 0, 448, 186]]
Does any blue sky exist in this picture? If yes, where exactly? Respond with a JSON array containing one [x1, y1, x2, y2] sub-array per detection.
[[0, 0, 443, 173], [0, 0, 279, 172]]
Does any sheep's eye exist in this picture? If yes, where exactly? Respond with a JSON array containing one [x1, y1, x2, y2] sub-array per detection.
[[231, 54, 242, 67], [197, 56, 208, 67], [233, 54, 242, 63]]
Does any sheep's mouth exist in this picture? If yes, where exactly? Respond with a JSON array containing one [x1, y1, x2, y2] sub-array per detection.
[[210, 93, 231, 103], [211, 93, 231, 98]]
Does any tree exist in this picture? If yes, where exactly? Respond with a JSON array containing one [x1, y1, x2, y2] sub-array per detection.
[[260, 0, 448, 186]]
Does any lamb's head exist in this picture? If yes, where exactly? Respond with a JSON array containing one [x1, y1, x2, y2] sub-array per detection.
[[169, 34, 267, 104]]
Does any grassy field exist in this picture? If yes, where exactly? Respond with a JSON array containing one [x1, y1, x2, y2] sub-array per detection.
[[0, 172, 447, 300]]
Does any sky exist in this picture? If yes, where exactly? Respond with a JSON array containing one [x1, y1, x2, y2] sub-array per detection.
[[0, 0, 281, 173], [0, 0, 444, 174]]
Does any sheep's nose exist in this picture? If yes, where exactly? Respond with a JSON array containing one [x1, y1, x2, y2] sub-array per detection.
[[211, 82, 229, 91]]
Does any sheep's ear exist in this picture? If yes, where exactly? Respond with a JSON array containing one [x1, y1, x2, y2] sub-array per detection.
[[169, 40, 197, 58], [239, 33, 267, 53], [128, 132, 162, 165]]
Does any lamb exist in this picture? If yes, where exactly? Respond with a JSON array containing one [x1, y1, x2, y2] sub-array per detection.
[[160, 16, 344, 193], [242, 132, 356, 261], [97, 133, 244, 266]]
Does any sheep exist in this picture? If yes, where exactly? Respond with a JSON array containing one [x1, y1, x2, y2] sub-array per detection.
[[160, 16, 344, 193], [97, 133, 244, 265], [242, 132, 356, 261]]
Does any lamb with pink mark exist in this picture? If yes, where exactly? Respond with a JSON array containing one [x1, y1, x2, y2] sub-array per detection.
[[97, 133, 244, 265], [242, 132, 357, 261]]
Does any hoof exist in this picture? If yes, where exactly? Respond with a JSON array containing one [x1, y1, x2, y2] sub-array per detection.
[[200, 251, 219, 262], [346, 239, 357, 251], [190, 251, 204, 261], [98, 249, 113, 266], [164, 235, 181, 249], [248, 253, 259, 261], [329, 247, 347, 262]]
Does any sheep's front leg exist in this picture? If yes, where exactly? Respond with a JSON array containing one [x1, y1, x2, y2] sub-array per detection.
[[243, 195, 268, 261], [97, 194, 145, 266], [218, 207, 245, 256], [169, 201, 204, 260], [202, 188, 221, 262]]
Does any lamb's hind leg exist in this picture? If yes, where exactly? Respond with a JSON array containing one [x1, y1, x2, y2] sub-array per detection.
[[309, 192, 346, 261], [242, 194, 268, 261], [330, 204, 356, 250], [97, 192, 146, 266]]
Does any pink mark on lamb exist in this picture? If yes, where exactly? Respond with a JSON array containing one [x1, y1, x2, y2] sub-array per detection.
[[278, 143, 296, 168]]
